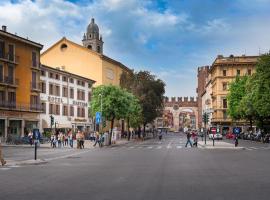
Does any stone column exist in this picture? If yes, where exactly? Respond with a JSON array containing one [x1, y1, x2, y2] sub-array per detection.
[[4, 118, 8, 138], [21, 120, 25, 137]]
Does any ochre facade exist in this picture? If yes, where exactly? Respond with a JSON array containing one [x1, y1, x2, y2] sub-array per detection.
[[210, 55, 258, 131], [41, 38, 130, 87], [0, 26, 43, 137]]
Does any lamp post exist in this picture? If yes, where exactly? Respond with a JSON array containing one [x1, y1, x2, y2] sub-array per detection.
[[99, 93, 103, 133]]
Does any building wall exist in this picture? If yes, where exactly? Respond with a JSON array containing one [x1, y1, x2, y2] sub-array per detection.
[[197, 66, 209, 128], [41, 38, 103, 86], [201, 73, 212, 129], [210, 55, 258, 128], [102, 59, 123, 86]]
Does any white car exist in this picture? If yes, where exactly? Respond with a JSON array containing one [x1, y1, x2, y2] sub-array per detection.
[[209, 133, 223, 140]]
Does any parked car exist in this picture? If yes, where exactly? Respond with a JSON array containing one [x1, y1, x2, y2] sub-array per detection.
[[209, 133, 223, 140], [226, 133, 234, 139]]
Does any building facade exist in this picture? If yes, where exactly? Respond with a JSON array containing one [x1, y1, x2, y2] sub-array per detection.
[[40, 65, 95, 133], [201, 72, 212, 129], [40, 18, 130, 87], [197, 66, 210, 128], [210, 55, 258, 133], [0, 25, 43, 138]]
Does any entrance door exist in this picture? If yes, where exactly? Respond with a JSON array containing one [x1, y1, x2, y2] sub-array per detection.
[[9, 120, 22, 136], [0, 119, 5, 137]]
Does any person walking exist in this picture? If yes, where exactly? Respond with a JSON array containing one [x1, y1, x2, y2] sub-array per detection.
[[28, 131, 33, 146], [235, 135, 239, 147], [68, 131, 73, 148], [57, 134, 62, 148], [185, 131, 193, 147], [93, 132, 100, 147], [0, 138, 6, 166]]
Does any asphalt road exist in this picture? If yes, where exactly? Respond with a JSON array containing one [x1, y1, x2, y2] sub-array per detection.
[[1, 132, 270, 200]]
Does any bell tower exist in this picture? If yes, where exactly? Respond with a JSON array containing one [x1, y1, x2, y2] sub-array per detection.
[[82, 18, 104, 54]]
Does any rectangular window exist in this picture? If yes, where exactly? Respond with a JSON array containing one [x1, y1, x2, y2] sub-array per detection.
[[49, 84, 54, 95], [0, 64, 3, 82], [70, 88, 74, 99], [223, 110, 227, 119], [69, 78, 74, 83], [32, 71, 37, 89], [41, 82, 46, 93], [62, 87, 68, 97], [49, 72, 54, 79], [223, 98, 227, 109], [7, 65, 14, 84], [55, 104, 60, 115], [30, 95, 39, 110], [8, 91, 16, 108], [237, 69, 240, 76], [41, 70, 46, 76], [0, 41, 4, 58], [223, 70, 227, 76], [55, 74, 59, 80], [81, 91, 85, 101], [55, 85, 60, 96], [0, 90, 5, 106], [41, 102, 46, 113], [8, 44, 14, 62], [49, 104, 53, 114], [77, 90, 80, 100], [32, 52, 37, 67], [82, 107, 85, 118], [77, 80, 80, 85], [248, 69, 252, 75], [88, 92, 91, 101], [222, 82, 227, 91], [62, 105, 68, 116], [70, 106, 74, 116], [62, 76, 67, 82], [81, 81, 85, 87], [77, 107, 80, 117]]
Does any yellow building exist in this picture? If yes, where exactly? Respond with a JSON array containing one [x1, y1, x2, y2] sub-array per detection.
[[0, 25, 43, 138], [41, 18, 130, 87], [210, 54, 258, 133]]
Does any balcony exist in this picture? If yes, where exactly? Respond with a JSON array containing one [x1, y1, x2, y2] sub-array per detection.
[[0, 53, 19, 64], [31, 82, 41, 91], [0, 76, 19, 86], [0, 101, 43, 112]]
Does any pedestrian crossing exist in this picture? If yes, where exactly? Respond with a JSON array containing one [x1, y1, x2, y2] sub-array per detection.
[[245, 146, 270, 151]]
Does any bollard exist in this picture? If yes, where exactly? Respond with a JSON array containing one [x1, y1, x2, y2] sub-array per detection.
[[34, 141, 37, 160]]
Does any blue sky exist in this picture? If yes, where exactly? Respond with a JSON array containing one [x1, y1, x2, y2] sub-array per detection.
[[1, 0, 270, 97]]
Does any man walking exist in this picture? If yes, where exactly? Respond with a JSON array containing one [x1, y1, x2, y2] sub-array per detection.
[[0, 138, 6, 166], [185, 131, 193, 147]]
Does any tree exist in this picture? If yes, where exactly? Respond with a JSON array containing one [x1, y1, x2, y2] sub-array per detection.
[[90, 85, 130, 145], [120, 70, 165, 133], [227, 76, 248, 121], [247, 53, 270, 132]]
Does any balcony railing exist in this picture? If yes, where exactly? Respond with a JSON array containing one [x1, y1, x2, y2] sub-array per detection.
[[0, 101, 43, 112], [0, 53, 19, 63], [31, 82, 41, 91], [0, 76, 19, 86]]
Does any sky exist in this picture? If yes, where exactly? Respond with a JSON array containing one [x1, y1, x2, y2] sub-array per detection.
[[0, 0, 270, 97]]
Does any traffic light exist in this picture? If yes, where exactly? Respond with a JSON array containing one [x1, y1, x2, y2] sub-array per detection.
[[102, 118, 106, 128], [50, 115, 54, 127], [203, 113, 209, 124]]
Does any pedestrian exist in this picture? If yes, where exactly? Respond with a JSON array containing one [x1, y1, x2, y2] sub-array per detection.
[[0, 138, 7, 166], [50, 134, 54, 147], [52, 135, 57, 148], [235, 135, 239, 147], [57, 134, 62, 148], [80, 132, 85, 149], [64, 134, 68, 146], [93, 132, 100, 147], [193, 133, 198, 147], [76, 131, 82, 149], [28, 131, 33, 146], [185, 131, 193, 147], [68, 131, 73, 148]]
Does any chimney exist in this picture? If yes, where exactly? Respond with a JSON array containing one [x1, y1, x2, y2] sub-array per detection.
[[2, 25, 7, 32]]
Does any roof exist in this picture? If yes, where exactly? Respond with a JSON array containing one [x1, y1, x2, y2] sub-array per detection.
[[41, 64, 96, 84], [0, 29, 43, 49], [41, 37, 131, 72]]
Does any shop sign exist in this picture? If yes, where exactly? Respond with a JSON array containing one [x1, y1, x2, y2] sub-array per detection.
[[72, 100, 88, 107], [74, 118, 87, 122], [48, 96, 63, 104]]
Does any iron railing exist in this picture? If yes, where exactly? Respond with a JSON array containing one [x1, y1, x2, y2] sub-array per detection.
[[0, 101, 43, 111]]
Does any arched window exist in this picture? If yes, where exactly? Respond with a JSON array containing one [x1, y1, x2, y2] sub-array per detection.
[[87, 45, 92, 50], [89, 34, 92, 38], [97, 46, 101, 53]]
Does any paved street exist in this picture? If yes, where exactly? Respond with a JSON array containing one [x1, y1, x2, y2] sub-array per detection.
[[1, 132, 270, 200]]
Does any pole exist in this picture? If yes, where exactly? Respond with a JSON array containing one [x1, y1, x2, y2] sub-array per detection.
[[34, 141, 37, 160]]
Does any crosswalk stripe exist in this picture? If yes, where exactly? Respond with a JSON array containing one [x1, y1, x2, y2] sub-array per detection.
[[147, 146, 153, 149], [157, 146, 162, 149], [177, 146, 182, 149]]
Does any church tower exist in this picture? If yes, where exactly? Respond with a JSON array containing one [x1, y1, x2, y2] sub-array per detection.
[[82, 18, 104, 54]]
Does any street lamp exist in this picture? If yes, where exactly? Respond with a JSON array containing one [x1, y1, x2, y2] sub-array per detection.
[[99, 93, 103, 132]]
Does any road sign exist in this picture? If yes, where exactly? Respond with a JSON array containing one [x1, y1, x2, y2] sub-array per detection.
[[96, 112, 101, 124], [233, 127, 241, 134]]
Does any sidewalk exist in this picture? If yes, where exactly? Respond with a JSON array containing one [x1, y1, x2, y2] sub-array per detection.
[[198, 140, 245, 150]]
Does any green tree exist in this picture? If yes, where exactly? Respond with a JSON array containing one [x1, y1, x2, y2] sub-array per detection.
[[120, 70, 165, 133], [248, 53, 270, 131], [227, 76, 248, 120], [90, 85, 130, 145]]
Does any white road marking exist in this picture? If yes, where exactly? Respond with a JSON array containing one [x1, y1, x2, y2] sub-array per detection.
[[147, 146, 153, 149], [176, 146, 182, 149], [129, 146, 135, 149], [157, 146, 162, 149], [167, 141, 172, 149], [0, 168, 11, 170]]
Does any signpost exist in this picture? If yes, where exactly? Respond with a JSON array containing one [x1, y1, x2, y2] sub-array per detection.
[[203, 112, 209, 145], [96, 112, 101, 132], [33, 129, 40, 160], [210, 127, 216, 146]]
